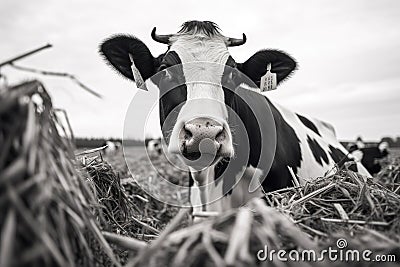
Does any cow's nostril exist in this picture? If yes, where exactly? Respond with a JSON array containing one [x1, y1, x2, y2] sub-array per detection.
[[216, 129, 225, 142]]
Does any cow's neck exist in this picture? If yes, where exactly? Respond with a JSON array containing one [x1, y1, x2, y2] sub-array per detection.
[[189, 166, 216, 212]]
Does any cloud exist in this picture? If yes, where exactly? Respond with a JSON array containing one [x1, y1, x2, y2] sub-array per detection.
[[268, 77, 400, 140], [1, 0, 399, 141]]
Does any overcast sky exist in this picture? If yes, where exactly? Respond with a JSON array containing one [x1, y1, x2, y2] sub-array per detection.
[[1, 0, 399, 141]]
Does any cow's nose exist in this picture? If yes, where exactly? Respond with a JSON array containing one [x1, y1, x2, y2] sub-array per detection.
[[181, 118, 225, 158]]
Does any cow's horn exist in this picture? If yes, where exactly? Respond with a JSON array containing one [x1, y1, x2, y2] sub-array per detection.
[[227, 33, 247, 47], [151, 27, 172, 44]]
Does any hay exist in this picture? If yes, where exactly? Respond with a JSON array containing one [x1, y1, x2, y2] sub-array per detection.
[[78, 155, 132, 232], [0, 81, 118, 267], [76, 150, 189, 265], [376, 157, 400, 194], [126, 198, 399, 267], [265, 166, 400, 239], [114, 164, 400, 266], [77, 150, 187, 242], [127, 199, 316, 267]]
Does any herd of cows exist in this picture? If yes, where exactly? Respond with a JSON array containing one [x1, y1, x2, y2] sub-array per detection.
[[99, 21, 390, 217]]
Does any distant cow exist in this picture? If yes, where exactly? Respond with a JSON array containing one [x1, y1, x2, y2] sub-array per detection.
[[100, 21, 370, 214], [348, 141, 389, 175], [102, 140, 121, 155], [145, 138, 162, 157]]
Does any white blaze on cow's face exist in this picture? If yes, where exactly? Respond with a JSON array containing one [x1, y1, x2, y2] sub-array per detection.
[[166, 34, 234, 169]]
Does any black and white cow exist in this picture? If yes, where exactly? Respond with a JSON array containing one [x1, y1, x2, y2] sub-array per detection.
[[102, 140, 121, 155], [100, 21, 370, 214], [145, 138, 163, 157], [348, 141, 389, 175]]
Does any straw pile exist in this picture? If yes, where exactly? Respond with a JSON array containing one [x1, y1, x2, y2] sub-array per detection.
[[376, 157, 400, 194], [128, 198, 399, 267], [77, 152, 185, 242], [122, 165, 400, 266], [76, 151, 190, 265], [0, 81, 118, 267], [265, 166, 400, 239]]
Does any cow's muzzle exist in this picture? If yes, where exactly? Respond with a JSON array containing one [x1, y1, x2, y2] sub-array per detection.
[[172, 117, 233, 168]]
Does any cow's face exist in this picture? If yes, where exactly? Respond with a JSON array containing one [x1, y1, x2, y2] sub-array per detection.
[[100, 21, 296, 170]]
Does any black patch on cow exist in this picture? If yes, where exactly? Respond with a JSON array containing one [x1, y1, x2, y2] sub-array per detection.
[[99, 35, 159, 81], [328, 145, 358, 172], [262, 100, 302, 191], [307, 135, 329, 166], [155, 51, 187, 144], [238, 50, 297, 87], [178, 21, 222, 36], [214, 158, 230, 182], [214, 92, 303, 195], [297, 114, 321, 136]]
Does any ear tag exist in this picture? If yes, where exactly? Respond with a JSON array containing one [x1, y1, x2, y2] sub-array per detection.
[[260, 63, 277, 92], [129, 54, 147, 91]]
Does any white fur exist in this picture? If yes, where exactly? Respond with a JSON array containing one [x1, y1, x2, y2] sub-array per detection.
[[272, 101, 370, 179], [167, 35, 234, 160]]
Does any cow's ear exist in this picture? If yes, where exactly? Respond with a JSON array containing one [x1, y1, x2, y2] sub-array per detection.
[[238, 50, 297, 87], [99, 35, 159, 82]]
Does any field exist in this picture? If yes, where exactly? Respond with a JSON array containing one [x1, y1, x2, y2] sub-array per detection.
[[103, 146, 400, 207], [1, 81, 400, 267], [89, 146, 400, 266]]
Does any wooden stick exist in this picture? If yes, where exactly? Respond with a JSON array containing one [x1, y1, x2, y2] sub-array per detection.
[[333, 203, 349, 220], [288, 166, 304, 197], [224, 208, 253, 265], [130, 216, 160, 235], [0, 44, 52, 68], [289, 183, 335, 207], [320, 218, 389, 226], [0, 209, 16, 267], [75, 146, 107, 156], [102, 231, 147, 251]]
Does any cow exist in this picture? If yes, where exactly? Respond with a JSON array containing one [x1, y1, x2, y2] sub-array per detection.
[[145, 138, 163, 157], [99, 21, 370, 216], [348, 141, 389, 175], [102, 140, 121, 155]]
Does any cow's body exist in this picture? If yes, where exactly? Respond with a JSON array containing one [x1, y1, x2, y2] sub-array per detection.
[[100, 21, 370, 215], [190, 96, 370, 213]]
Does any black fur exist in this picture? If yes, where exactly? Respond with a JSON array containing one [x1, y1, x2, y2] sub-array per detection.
[[178, 21, 222, 36], [297, 114, 321, 136], [156, 52, 187, 145], [99, 35, 159, 82], [263, 100, 302, 191], [328, 145, 357, 172], [238, 50, 297, 87], [307, 135, 329, 166]]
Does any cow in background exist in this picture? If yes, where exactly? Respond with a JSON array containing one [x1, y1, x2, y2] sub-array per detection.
[[145, 138, 163, 157], [348, 139, 389, 175], [102, 140, 122, 155]]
